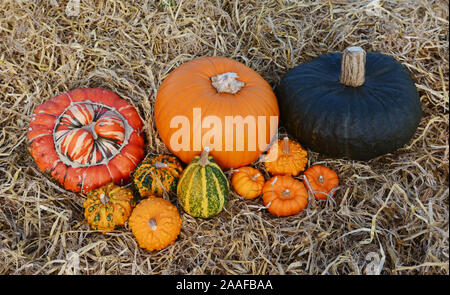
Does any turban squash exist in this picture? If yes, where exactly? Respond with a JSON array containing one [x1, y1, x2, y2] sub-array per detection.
[[276, 46, 422, 160], [27, 88, 145, 193], [154, 56, 280, 170]]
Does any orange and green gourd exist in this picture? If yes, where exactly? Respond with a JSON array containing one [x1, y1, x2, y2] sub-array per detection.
[[132, 154, 183, 198], [83, 182, 136, 232]]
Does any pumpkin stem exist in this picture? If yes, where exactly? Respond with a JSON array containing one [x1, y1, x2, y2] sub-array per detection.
[[339, 46, 366, 87], [281, 189, 290, 197], [250, 173, 261, 182], [198, 146, 210, 167], [154, 161, 168, 169], [282, 137, 290, 154], [211, 72, 245, 94], [148, 218, 157, 230], [99, 193, 110, 205], [318, 175, 325, 183]]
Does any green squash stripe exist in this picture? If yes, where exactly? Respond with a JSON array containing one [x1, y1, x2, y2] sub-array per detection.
[[177, 163, 197, 208], [177, 160, 229, 218], [186, 167, 204, 217], [205, 167, 222, 216]]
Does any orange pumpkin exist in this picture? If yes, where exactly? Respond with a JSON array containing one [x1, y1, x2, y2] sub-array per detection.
[[231, 166, 265, 199], [264, 137, 308, 176], [154, 56, 279, 170], [303, 165, 339, 200], [129, 197, 182, 251], [27, 88, 145, 193], [262, 175, 308, 217]]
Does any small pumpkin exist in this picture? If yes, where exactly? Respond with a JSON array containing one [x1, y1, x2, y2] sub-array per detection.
[[27, 88, 145, 193], [231, 166, 265, 199], [262, 175, 308, 217], [264, 137, 308, 176], [132, 154, 183, 198], [129, 197, 182, 251], [177, 147, 229, 218], [83, 182, 136, 232], [276, 46, 422, 160], [303, 165, 339, 200], [154, 56, 280, 170]]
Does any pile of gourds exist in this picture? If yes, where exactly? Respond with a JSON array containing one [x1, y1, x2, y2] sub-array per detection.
[[27, 46, 421, 251]]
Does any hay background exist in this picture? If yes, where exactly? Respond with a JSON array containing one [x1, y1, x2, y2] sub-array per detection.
[[0, 0, 448, 275]]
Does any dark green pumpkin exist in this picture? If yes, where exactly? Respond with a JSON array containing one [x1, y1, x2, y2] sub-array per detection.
[[276, 47, 422, 160]]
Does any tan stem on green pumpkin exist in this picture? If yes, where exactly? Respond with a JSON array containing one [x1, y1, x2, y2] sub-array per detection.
[[339, 46, 366, 87], [211, 72, 245, 94], [198, 147, 211, 167]]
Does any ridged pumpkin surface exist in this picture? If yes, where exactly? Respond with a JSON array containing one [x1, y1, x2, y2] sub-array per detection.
[[154, 56, 279, 170], [177, 149, 229, 218], [129, 197, 182, 251], [132, 154, 183, 198]]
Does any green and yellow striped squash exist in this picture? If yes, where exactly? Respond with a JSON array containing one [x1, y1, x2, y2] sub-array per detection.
[[132, 154, 183, 198], [177, 148, 229, 218]]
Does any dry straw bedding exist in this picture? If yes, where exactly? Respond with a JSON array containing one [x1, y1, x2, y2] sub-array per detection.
[[0, 0, 448, 275]]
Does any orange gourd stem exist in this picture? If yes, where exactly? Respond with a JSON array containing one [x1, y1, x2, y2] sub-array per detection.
[[281, 189, 290, 198]]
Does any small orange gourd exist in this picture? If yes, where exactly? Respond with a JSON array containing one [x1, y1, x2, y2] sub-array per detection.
[[262, 175, 308, 217], [231, 166, 265, 199], [264, 137, 308, 177], [303, 165, 339, 200], [129, 197, 182, 251]]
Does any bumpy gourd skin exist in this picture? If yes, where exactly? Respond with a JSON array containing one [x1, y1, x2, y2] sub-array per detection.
[[276, 52, 422, 160], [83, 182, 136, 233], [264, 138, 308, 176], [132, 154, 183, 198]]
